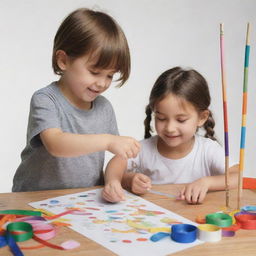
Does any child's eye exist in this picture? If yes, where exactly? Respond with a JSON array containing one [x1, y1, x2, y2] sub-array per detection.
[[178, 119, 187, 123], [90, 70, 99, 75], [107, 75, 113, 79], [156, 117, 166, 121]]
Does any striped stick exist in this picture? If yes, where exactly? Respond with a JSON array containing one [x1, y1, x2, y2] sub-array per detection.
[[220, 23, 230, 208], [237, 23, 251, 209]]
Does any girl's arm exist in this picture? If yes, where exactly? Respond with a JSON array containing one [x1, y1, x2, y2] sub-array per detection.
[[40, 128, 140, 159], [180, 164, 239, 204], [122, 172, 152, 195], [202, 164, 238, 191]]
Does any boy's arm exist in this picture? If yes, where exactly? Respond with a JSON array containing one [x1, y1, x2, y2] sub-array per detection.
[[102, 156, 127, 202], [40, 128, 140, 158], [104, 156, 127, 184]]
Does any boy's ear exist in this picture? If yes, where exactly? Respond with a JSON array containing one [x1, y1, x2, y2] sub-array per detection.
[[198, 110, 210, 127], [56, 50, 68, 71]]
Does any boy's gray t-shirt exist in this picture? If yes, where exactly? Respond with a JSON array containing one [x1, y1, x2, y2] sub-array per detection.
[[12, 82, 118, 192]]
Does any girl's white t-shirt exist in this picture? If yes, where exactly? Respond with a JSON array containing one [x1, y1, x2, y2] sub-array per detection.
[[127, 135, 225, 184]]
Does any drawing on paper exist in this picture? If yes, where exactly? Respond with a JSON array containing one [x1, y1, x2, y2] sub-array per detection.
[[29, 188, 203, 256]]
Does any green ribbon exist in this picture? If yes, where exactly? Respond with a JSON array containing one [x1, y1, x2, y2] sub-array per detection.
[[7, 222, 33, 242], [0, 210, 42, 216], [206, 213, 232, 227]]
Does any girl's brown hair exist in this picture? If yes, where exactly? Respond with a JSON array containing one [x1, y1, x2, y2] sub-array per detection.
[[52, 8, 130, 86], [144, 67, 216, 140]]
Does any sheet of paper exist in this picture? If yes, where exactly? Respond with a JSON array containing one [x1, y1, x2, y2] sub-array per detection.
[[29, 188, 203, 256]]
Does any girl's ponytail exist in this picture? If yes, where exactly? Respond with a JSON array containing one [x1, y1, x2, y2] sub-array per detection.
[[203, 111, 217, 141], [144, 105, 153, 139]]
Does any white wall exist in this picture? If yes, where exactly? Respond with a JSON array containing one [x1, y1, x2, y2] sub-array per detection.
[[0, 0, 255, 193]]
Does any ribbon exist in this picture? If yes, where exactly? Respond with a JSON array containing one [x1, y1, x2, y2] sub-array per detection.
[[206, 213, 232, 227], [150, 232, 170, 242], [221, 229, 235, 237], [0, 210, 42, 216], [170, 224, 197, 243], [5, 231, 24, 256], [0, 235, 7, 248], [241, 205, 256, 213], [197, 224, 221, 242], [7, 222, 33, 242], [0, 212, 80, 255], [235, 213, 256, 229]]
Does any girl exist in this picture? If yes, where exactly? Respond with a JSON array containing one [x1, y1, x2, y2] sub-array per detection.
[[12, 8, 140, 192], [102, 67, 238, 204]]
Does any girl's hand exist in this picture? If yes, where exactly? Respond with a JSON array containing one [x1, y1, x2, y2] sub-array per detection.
[[107, 135, 140, 159], [179, 177, 210, 204], [131, 173, 152, 195], [102, 180, 126, 203]]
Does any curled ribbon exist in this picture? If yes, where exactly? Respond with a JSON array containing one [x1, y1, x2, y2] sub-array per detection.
[[197, 224, 222, 242], [235, 213, 256, 230], [206, 213, 232, 227], [170, 224, 197, 243]]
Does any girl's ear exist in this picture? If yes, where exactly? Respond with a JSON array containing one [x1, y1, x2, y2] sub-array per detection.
[[56, 50, 68, 71], [198, 110, 209, 127]]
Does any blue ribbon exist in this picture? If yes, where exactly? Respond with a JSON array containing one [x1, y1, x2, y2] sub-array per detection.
[[5, 231, 24, 256], [0, 232, 24, 256], [150, 232, 170, 242], [0, 235, 7, 248], [171, 224, 197, 243]]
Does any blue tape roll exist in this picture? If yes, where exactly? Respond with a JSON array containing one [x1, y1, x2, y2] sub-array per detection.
[[170, 224, 197, 243]]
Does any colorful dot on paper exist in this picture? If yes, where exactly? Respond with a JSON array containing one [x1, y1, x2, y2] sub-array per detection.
[[122, 240, 132, 243], [136, 238, 148, 242], [106, 210, 118, 213], [49, 200, 59, 204]]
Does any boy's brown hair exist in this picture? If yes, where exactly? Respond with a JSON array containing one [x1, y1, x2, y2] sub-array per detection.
[[52, 8, 130, 86]]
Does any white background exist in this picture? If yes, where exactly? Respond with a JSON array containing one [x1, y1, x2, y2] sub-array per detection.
[[0, 0, 255, 192]]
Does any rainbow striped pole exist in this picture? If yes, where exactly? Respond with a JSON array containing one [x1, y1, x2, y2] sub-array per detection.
[[238, 23, 251, 209], [220, 24, 230, 208]]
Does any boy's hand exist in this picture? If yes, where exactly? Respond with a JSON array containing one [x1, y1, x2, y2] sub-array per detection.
[[131, 173, 152, 195], [107, 135, 140, 159], [179, 177, 210, 204], [102, 180, 126, 203]]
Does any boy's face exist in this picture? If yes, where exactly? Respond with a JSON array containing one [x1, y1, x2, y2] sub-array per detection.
[[58, 52, 116, 110]]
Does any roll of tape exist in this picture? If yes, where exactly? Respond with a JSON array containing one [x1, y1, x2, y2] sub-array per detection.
[[235, 213, 256, 229], [206, 213, 232, 227], [198, 224, 221, 242], [170, 224, 197, 243]]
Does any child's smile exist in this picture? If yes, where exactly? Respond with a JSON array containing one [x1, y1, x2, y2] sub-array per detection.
[[154, 93, 207, 157], [57, 54, 116, 109]]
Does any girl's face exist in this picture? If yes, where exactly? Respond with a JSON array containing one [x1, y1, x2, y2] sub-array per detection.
[[57, 52, 116, 109], [154, 93, 208, 155]]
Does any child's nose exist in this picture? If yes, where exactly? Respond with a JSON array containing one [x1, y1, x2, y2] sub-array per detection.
[[96, 77, 107, 88], [165, 121, 176, 132]]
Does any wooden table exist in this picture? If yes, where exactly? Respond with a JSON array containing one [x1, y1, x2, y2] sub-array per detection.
[[0, 184, 256, 256]]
